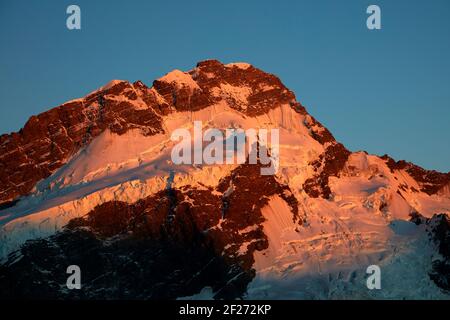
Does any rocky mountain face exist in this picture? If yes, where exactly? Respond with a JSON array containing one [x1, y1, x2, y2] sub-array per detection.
[[0, 60, 300, 207], [0, 60, 449, 299]]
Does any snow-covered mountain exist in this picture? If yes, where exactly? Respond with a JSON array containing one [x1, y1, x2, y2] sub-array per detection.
[[0, 60, 449, 299]]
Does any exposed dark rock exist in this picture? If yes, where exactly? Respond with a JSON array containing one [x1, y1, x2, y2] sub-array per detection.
[[381, 155, 450, 195], [303, 143, 351, 199]]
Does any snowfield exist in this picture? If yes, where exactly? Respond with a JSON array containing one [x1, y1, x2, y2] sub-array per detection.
[[247, 195, 448, 299]]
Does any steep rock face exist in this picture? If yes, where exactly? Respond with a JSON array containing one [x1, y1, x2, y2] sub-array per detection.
[[303, 143, 351, 199], [381, 155, 450, 196], [0, 80, 165, 205]]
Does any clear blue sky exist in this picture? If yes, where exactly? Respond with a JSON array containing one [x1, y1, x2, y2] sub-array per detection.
[[0, 0, 449, 171]]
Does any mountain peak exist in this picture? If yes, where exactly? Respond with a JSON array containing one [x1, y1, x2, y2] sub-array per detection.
[[0, 59, 448, 210], [157, 69, 200, 91], [1, 60, 450, 300], [99, 79, 128, 91]]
